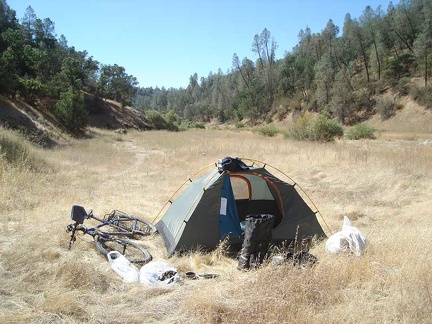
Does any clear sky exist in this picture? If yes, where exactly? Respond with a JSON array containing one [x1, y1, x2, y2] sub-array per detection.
[[10, 0, 392, 89]]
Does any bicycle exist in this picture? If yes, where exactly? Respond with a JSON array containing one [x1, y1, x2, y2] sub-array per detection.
[[102, 209, 157, 237], [66, 205, 154, 265], [68, 205, 157, 238]]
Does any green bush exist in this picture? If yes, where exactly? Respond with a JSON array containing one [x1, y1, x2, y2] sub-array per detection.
[[255, 125, 280, 137], [346, 124, 376, 140], [286, 114, 343, 142], [178, 120, 205, 131], [146, 110, 169, 130], [18, 78, 46, 103], [55, 87, 87, 133], [394, 77, 411, 96], [286, 114, 312, 141], [146, 110, 179, 131], [309, 114, 344, 141], [376, 97, 395, 120], [274, 105, 289, 121], [410, 84, 432, 110]]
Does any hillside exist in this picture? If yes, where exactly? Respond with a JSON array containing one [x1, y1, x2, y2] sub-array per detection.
[[366, 96, 432, 136], [0, 95, 152, 146], [2, 93, 432, 146]]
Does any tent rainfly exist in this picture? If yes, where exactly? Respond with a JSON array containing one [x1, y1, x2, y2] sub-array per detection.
[[156, 157, 327, 257]]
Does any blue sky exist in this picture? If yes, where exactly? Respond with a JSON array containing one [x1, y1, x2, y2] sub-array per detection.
[[11, 0, 392, 89]]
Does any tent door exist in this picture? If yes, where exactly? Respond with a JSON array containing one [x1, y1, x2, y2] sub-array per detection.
[[219, 176, 242, 238]]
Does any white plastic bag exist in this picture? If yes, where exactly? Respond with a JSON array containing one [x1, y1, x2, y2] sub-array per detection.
[[107, 251, 140, 283], [326, 216, 368, 256], [139, 261, 179, 285]]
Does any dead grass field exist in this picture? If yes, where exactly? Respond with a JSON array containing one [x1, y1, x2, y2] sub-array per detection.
[[1, 127, 432, 323]]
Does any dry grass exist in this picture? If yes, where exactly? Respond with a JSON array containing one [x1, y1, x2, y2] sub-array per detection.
[[1, 127, 432, 323]]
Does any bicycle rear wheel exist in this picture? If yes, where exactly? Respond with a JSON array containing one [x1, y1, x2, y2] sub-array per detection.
[[106, 211, 157, 236], [96, 237, 152, 265]]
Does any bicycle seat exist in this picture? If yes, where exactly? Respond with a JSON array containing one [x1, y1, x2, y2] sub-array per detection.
[[71, 205, 87, 224]]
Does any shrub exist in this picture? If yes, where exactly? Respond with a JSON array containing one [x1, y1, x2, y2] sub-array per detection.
[[346, 124, 376, 140], [376, 97, 395, 120], [309, 114, 344, 142], [145, 110, 168, 130], [274, 105, 289, 121], [394, 77, 411, 96], [255, 125, 280, 137], [18, 78, 46, 104], [178, 120, 206, 131], [285, 113, 343, 142], [410, 84, 432, 110], [145, 110, 179, 131], [165, 110, 181, 126], [191, 122, 205, 129], [286, 114, 313, 141], [55, 87, 87, 133]]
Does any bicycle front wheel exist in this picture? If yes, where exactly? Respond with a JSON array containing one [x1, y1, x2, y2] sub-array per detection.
[[96, 237, 152, 265]]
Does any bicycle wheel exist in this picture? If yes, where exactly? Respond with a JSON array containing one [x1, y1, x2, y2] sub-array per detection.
[[96, 237, 152, 265], [120, 218, 157, 236], [106, 211, 157, 236]]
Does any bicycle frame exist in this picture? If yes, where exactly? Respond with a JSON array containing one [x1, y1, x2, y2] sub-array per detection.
[[69, 205, 145, 238]]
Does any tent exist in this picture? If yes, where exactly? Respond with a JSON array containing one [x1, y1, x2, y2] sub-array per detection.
[[155, 158, 327, 257]]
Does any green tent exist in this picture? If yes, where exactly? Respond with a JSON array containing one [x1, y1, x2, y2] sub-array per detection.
[[156, 159, 327, 256]]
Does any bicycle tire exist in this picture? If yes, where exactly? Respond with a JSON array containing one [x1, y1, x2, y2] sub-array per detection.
[[96, 237, 152, 265], [106, 212, 157, 236], [118, 218, 157, 236]]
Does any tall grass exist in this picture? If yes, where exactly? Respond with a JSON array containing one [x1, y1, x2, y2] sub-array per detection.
[[1, 128, 431, 323], [0, 131, 47, 171]]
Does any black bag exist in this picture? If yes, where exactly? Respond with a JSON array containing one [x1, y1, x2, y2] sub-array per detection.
[[218, 157, 249, 173], [237, 214, 274, 270]]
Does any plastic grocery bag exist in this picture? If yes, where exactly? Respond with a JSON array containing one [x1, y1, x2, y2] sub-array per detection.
[[107, 251, 140, 283], [139, 261, 179, 285], [326, 216, 368, 256]]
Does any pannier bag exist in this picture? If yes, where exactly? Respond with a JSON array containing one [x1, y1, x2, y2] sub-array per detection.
[[217, 157, 250, 173], [237, 214, 274, 270]]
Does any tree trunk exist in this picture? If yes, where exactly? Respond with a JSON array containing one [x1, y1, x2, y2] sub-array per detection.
[[425, 47, 428, 86]]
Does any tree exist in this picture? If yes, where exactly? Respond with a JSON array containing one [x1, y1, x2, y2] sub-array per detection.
[[314, 52, 336, 107], [98, 64, 138, 107], [34, 17, 56, 49], [0, 27, 27, 94], [414, 1, 432, 85], [59, 57, 85, 89], [232, 53, 250, 88], [0, 0, 18, 50], [347, 17, 371, 82], [55, 86, 87, 133], [384, 0, 421, 53], [20, 5, 37, 43], [250, 28, 278, 110], [360, 5, 383, 80], [252, 34, 264, 69]]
